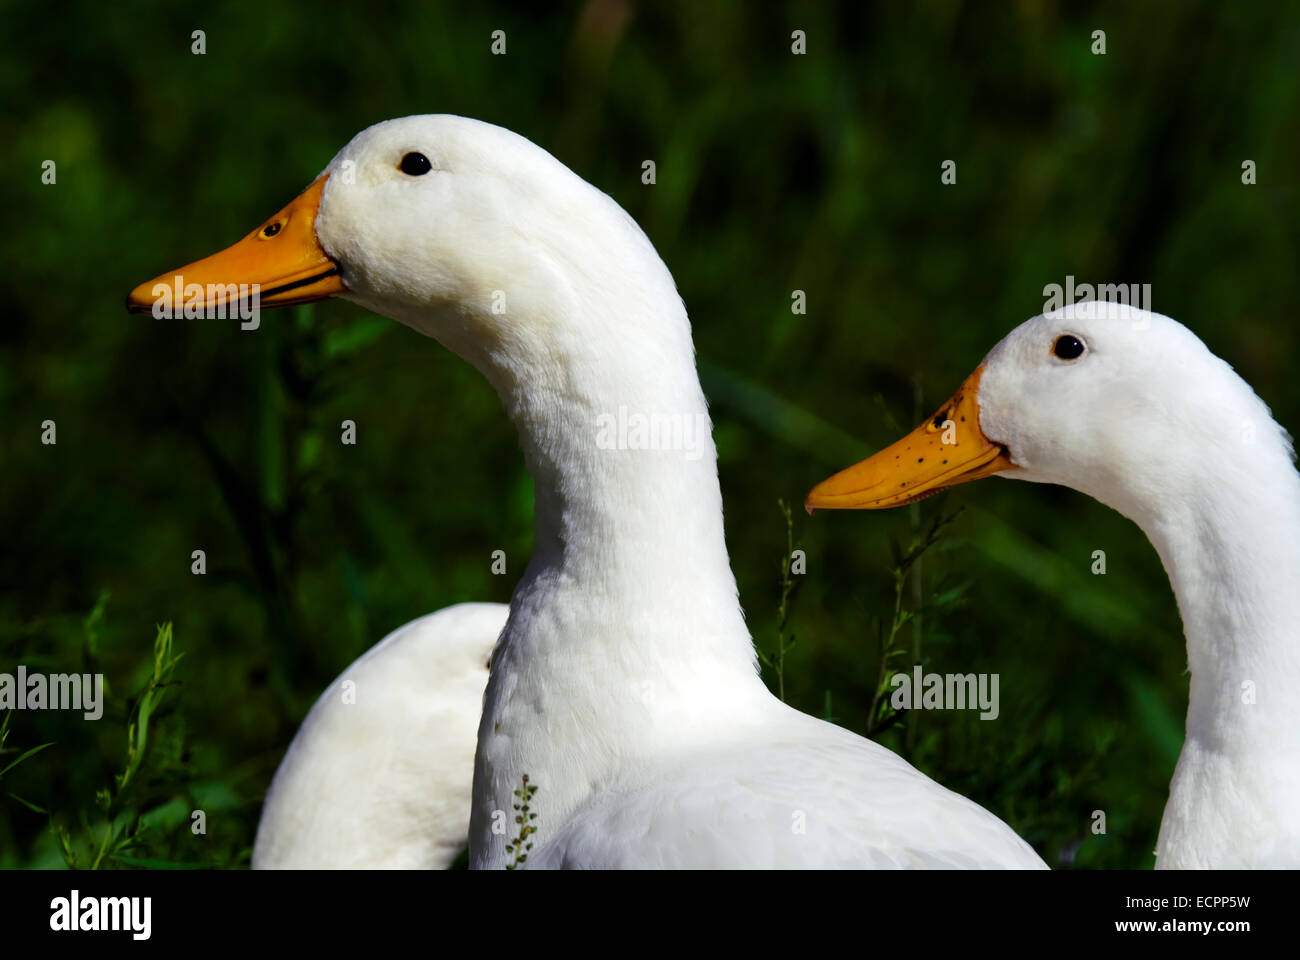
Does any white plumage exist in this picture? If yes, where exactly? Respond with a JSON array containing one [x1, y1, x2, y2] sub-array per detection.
[[253, 603, 505, 868]]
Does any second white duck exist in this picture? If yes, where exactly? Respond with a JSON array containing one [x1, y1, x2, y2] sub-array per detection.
[[808, 301, 1300, 868]]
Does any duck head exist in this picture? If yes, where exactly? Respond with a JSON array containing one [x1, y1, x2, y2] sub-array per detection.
[[806, 302, 1284, 522], [127, 115, 672, 376]]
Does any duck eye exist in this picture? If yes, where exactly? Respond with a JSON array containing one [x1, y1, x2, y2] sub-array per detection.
[[399, 152, 432, 176], [262, 222, 281, 238], [1052, 334, 1085, 360]]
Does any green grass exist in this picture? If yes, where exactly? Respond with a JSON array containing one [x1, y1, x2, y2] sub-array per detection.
[[2, 614, 250, 869]]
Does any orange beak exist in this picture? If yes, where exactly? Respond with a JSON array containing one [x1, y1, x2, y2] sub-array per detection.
[[805, 365, 1015, 511], [126, 175, 345, 317]]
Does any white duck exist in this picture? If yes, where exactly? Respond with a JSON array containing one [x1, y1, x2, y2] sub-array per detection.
[[807, 301, 1300, 869], [128, 115, 1045, 868]]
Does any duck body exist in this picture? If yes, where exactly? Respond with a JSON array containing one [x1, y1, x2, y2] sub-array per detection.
[[252, 602, 505, 869], [809, 302, 1300, 868], [525, 703, 1044, 868]]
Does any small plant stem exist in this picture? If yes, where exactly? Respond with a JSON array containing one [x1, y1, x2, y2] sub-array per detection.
[[908, 377, 924, 750], [774, 499, 798, 702]]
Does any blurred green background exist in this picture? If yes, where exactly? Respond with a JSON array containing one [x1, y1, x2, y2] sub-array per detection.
[[1, 0, 1297, 868]]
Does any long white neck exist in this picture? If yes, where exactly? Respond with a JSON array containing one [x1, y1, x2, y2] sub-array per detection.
[[463, 240, 765, 867], [497, 347, 747, 646], [1134, 431, 1300, 866]]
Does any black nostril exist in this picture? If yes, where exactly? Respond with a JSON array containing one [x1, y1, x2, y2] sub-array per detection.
[[263, 222, 282, 238]]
